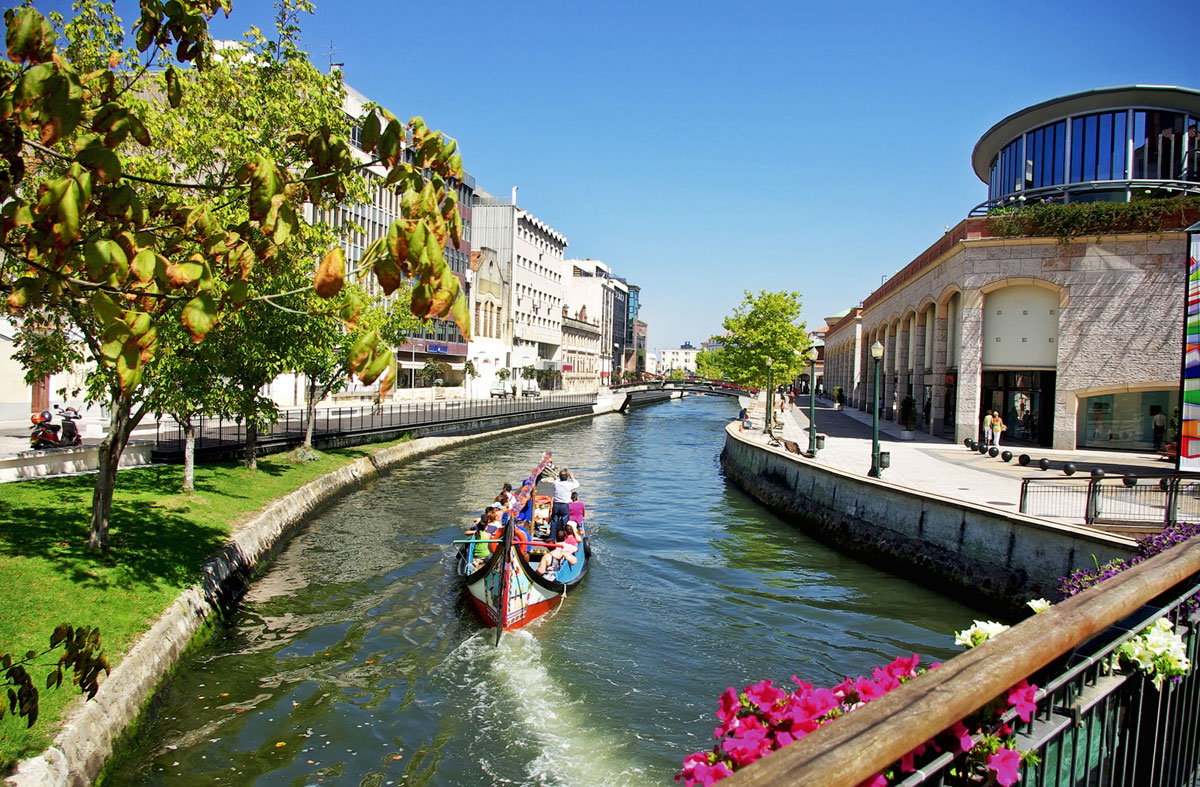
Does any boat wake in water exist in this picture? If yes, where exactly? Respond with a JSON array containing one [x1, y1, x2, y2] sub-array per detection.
[[445, 630, 654, 787]]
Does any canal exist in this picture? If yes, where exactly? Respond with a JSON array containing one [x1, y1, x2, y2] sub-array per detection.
[[109, 396, 984, 786]]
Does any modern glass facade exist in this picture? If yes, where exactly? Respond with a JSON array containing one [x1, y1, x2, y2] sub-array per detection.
[[974, 87, 1200, 212], [1075, 389, 1178, 452]]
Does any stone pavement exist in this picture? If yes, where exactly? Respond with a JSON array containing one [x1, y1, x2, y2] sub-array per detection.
[[741, 392, 1169, 518]]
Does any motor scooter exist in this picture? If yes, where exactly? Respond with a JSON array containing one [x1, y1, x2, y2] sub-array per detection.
[[29, 405, 83, 449]]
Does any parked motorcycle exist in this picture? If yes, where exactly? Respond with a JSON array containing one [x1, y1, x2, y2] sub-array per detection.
[[29, 405, 83, 450]]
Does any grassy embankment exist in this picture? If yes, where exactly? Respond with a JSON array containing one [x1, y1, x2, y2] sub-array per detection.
[[0, 443, 400, 771]]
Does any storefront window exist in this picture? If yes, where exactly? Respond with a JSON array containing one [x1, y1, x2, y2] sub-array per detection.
[[1076, 389, 1178, 451]]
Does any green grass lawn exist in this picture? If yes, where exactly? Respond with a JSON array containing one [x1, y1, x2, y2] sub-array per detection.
[[0, 444, 394, 771]]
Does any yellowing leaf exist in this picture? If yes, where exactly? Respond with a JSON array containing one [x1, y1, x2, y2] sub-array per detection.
[[314, 247, 345, 298]]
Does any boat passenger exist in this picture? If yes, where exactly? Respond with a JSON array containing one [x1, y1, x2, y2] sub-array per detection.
[[495, 483, 513, 507], [536, 542, 578, 582], [559, 523, 581, 547], [550, 469, 579, 533], [469, 507, 504, 570], [568, 491, 585, 525]]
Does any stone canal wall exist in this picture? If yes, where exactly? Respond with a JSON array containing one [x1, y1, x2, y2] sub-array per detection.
[[720, 424, 1137, 617], [7, 411, 603, 787]]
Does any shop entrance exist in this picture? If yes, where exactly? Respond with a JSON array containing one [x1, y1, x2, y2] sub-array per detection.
[[981, 370, 1055, 447]]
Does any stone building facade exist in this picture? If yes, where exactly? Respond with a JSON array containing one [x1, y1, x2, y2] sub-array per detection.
[[824, 219, 1185, 449]]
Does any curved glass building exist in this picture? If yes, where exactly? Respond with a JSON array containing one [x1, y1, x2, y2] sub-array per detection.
[[972, 85, 1200, 214]]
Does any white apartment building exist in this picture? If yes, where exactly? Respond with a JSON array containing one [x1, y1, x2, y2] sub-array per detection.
[[565, 259, 621, 385], [661, 343, 700, 374], [473, 189, 567, 378]]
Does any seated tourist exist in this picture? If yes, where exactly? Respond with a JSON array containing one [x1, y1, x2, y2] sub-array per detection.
[[536, 541, 578, 582]]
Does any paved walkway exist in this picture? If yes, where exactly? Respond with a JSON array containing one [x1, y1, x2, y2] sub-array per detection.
[[741, 393, 1169, 520]]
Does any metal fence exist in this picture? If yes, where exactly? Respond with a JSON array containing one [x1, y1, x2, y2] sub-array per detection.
[[154, 393, 597, 460], [1020, 474, 1200, 527], [895, 572, 1200, 786]]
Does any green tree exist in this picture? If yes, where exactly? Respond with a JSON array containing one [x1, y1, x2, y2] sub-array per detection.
[[695, 347, 725, 379], [419, 358, 447, 386], [667, 368, 686, 380], [719, 290, 809, 388], [0, 3, 470, 550]]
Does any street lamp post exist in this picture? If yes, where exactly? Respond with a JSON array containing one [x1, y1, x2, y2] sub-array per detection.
[[868, 340, 884, 477], [806, 346, 819, 455], [762, 357, 774, 435]]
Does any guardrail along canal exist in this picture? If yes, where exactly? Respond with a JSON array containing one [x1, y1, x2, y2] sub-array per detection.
[[110, 396, 984, 786]]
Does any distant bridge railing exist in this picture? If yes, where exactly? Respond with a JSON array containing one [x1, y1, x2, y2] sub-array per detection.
[[1019, 474, 1200, 528], [154, 393, 597, 462], [610, 378, 759, 397], [725, 534, 1200, 786]]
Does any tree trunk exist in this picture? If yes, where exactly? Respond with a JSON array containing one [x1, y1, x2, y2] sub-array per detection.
[[244, 415, 257, 470], [89, 393, 140, 552], [182, 415, 195, 493], [303, 374, 317, 449]]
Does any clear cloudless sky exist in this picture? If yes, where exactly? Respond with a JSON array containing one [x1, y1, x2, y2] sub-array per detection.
[[50, 0, 1200, 354]]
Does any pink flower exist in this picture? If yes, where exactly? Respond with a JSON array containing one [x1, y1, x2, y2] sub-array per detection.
[[886, 653, 920, 679], [745, 679, 785, 712], [858, 774, 888, 787], [714, 687, 742, 737], [854, 677, 887, 703], [987, 746, 1023, 786], [948, 720, 974, 752], [790, 676, 813, 692], [1008, 681, 1038, 723], [871, 666, 901, 692], [680, 759, 735, 787], [900, 742, 928, 773], [721, 716, 774, 767], [794, 686, 840, 720]]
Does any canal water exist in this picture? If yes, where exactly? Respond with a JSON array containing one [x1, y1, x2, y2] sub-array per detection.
[[109, 396, 984, 786]]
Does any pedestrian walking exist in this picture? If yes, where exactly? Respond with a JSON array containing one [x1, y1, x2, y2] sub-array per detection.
[[981, 410, 993, 446], [991, 411, 1005, 447], [1153, 408, 1167, 451]]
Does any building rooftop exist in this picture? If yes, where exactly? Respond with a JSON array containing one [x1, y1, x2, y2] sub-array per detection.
[[972, 85, 1200, 182]]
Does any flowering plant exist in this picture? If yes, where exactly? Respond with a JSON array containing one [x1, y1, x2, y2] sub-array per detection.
[[677, 653, 1039, 787], [1113, 617, 1191, 690], [954, 620, 1010, 649]]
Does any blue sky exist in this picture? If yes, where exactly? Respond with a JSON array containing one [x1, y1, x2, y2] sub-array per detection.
[[52, 1, 1200, 354]]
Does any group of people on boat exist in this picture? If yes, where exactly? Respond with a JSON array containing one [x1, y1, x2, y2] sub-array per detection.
[[464, 466, 587, 582]]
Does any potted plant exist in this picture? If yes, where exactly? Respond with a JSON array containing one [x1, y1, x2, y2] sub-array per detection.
[[899, 394, 918, 440]]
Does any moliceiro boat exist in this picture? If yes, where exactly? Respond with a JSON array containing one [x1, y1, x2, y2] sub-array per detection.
[[455, 452, 591, 644]]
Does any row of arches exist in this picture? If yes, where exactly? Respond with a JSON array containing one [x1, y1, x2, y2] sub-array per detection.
[[825, 279, 1065, 446]]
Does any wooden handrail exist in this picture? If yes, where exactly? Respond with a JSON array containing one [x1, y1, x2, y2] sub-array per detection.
[[721, 537, 1200, 786]]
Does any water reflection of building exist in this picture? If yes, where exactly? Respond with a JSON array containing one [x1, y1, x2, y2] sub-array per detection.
[[824, 86, 1200, 451]]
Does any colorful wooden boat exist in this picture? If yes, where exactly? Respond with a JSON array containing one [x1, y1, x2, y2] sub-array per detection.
[[455, 452, 591, 644]]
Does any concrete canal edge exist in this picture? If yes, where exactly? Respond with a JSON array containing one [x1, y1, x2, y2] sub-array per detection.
[[6, 408, 606, 787], [720, 423, 1138, 618]]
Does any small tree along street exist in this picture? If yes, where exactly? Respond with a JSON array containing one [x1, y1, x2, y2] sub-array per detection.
[[711, 290, 809, 388], [0, 2, 472, 551]]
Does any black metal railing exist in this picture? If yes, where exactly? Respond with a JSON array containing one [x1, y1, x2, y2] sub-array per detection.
[[894, 569, 1200, 786], [154, 393, 597, 458], [727, 539, 1200, 786], [1019, 474, 1200, 527]]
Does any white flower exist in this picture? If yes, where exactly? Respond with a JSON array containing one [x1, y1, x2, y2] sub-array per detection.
[[1027, 598, 1051, 614], [954, 620, 1010, 649], [1116, 618, 1191, 690]]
